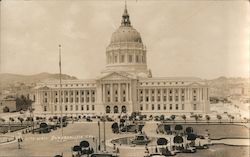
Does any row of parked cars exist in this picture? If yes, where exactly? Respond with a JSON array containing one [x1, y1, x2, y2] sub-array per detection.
[[54, 140, 118, 157]]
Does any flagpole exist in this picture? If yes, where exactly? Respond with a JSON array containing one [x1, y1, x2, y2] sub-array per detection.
[[59, 44, 63, 138]]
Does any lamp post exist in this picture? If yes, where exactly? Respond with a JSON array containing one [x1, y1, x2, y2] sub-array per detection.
[[103, 117, 106, 151], [98, 121, 101, 151]]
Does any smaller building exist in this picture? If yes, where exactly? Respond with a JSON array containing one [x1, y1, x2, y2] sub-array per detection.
[[0, 97, 17, 113]]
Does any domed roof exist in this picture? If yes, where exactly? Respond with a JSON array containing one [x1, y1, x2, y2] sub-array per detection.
[[110, 5, 142, 44], [111, 26, 142, 43]]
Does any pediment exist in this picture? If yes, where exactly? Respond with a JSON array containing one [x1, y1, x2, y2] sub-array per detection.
[[99, 72, 135, 81], [187, 82, 203, 87], [38, 86, 50, 90]]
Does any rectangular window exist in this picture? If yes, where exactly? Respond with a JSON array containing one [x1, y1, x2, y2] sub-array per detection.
[[54, 105, 57, 111], [146, 96, 149, 102], [55, 98, 58, 103], [163, 104, 167, 110], [175, 96, 178, 101], [175, 89, 178, 94], [81, 97, 84, 103], [176, 104, 178, 110], [129, 55, 133, 63], [81, 105, 84, 111], [146, 104, 149, 110], [121, 55, 125, 63], [169, 104, 172, 110], [157, 96, 160, 101], [151, 96, 154, 101], [140, 96, 143, 102], [70, 98, 73, 103], [193, 104, 197, 110], [65, 105, 68, 111], [157, 104, 161, 110], [169, 96, 172, 101], [86, 97, 89, 103], [76, 105, 78, 111], [87, 105, 89, 110], [66, 98, 68, 103], [76, 91, 79, 95], [92, 105, 95, 110], [76, 97, 79, 103], [163, 96, 167, 101], [181, 96, 185, 101], [193, 90, 196, 94], [44, 106, 47, 112], [140, 104, 143, 111], [123, 97, 126, 102], [92, 97, 95, 102], [70, 105, 73, 111], [181, 89, 185, 94], [193, 96, 197, 101], [136, 55, 139, 63], [152, 104, 154, 110]]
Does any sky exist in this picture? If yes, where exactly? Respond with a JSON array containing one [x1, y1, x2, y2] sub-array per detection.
[[0, 0, 249, 80]]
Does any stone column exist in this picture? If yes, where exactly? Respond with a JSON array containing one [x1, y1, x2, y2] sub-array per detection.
[[110, 83, 113, 103], [118, 83, 121, 102], [126, 83, 129, 101], [143, 88, 146, 103], [84, 90, 87, 104]]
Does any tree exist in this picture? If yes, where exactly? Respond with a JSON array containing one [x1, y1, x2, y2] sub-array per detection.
[[170, 115, 176, 122], [181, 115, 186, 123], [217, 115, 222, 123], [205, 115, 210, 124], [18, 117, 24, 125], [16, 95, 33, 111], [185, 127, 193, 134], [175, 125, 183, 135], [3, 106, 9, 113], [164, 125, 171, 134], [111, 122, 119, 133], [194, 115, 199, 123]]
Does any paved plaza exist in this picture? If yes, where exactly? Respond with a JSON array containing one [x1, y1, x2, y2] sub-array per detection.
[[0, 121, 249, 157]]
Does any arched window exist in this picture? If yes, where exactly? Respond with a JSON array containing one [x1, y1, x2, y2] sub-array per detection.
[[106, 106, 110, 113], [122, 106, 127, 113], [114, 106, 119, 113]]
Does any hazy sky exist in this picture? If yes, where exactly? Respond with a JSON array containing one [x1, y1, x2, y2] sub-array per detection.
[[0, 0, 249, 79]]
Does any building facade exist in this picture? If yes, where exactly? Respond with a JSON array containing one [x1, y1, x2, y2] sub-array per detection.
[[33, 6, 210, 116]]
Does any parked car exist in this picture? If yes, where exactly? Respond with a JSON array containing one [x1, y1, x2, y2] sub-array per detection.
[[72, 145, 81, 157], [90, 153, 118, 157], [181, 147, 196, 153], [79, 140, 93, 155]]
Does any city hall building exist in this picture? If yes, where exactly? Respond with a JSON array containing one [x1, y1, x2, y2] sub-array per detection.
[[33, 6, 210, 116]]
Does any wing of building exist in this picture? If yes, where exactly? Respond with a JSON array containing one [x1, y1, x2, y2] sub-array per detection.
[[33, 5, 210, 116]]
